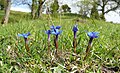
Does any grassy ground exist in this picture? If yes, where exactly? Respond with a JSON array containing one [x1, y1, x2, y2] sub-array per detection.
[[0, 11, 120, 73]]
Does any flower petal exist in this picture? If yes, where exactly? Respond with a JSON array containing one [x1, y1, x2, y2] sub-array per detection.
[[18, 34, 23, 37], [87, 32, 99, 38], [87, 32, 93, 37], [51, 31, 57, 35], [73, 24, 78, 32], [18, 32, 30, 38], [26, 32, 30, 36], [50, 25, 55, 29], [45, 30, 51, 34], [58, 30, 62, 35], [56, 26, 61, 29]]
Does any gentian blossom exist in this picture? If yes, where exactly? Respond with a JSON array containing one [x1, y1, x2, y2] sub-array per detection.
[[87, 32, 99, 38], [18, 32, 30, 52], [50, 25, 61, 29], [51, 25, 62, 40], [72, 24, 78, 53], [50, 25, 62, 55], [18, 32, 30, 39], [51, 29, 62, 36], [84, 32, 99, 60], [72, 24, 78, 38]]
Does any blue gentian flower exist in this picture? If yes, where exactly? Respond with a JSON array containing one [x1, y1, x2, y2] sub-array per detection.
[[18, 32, 30, 39], [72, 24, 78, 53], [73, 24, 78, 32], [84, 32, 99, 60], [50, 25, 61, 29], [50, 25, 62, 54], [51, 29, 62, 35], [73, 24, 78, 38], [18, 32, 30, 52], [50, 25, 62, 36], [87, 32, 99, 38]]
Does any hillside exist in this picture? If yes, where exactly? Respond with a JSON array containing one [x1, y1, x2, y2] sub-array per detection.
[[0, 11, 120, 72]]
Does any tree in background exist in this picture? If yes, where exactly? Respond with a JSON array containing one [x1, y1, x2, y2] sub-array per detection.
[[50, 0, 59, 14], [0, 0, 6, 10], [61, 4, 71, 13], [90, 3, 99, 19], [77, 0, 92, 18], [94, 0, 120, 20], [12, 0, 31, 8], [31, 0, 36, 19], [36, 0, 45, 18], [30, 0, 46, 19], [76, 0, 120, 20], [13, 0, 46, 19], [1, 0, 11, 24]]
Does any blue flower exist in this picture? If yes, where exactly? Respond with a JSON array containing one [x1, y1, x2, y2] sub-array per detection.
[[50, 25, 62, 35], [87, 32, 99, 38], [45, 30, 51, 35], [56, 26, 61, 29], [51, 29, 62, 35], [73, 25, 78, 38], [18, 32, 30, 39], [50, 25, 61, 29], [73, 24, 78, 32]]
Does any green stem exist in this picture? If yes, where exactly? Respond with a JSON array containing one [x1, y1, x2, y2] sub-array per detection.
[[48, 40, 50, 54], [54, 35, 58, 55], [84, 38, 93, 60], [25, 38, 29, 52], [73, 38, 77, 53]]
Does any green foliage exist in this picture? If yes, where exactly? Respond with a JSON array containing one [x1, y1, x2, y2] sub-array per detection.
[[50, 0, 59, 14], [77, 0, 92, 18], [0, 0, 6, 10], [0, 11, 120, 72], [90, 4, 99, 19], [61, 4, 71, 13]]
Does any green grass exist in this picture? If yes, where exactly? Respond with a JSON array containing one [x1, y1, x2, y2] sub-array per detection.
[[0, 10, 120, 72]]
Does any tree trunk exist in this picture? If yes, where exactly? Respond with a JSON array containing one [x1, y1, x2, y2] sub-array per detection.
[[31, 0, 36, 19], [37, 0, 41, 18], [101, 9, 105, 20], [1, 0, 11, 24], [36, 0, 44, 18], [101, 3, 105, 20]]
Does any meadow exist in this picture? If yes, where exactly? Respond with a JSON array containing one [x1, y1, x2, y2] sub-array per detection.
[[0, 11, 120, 73]]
